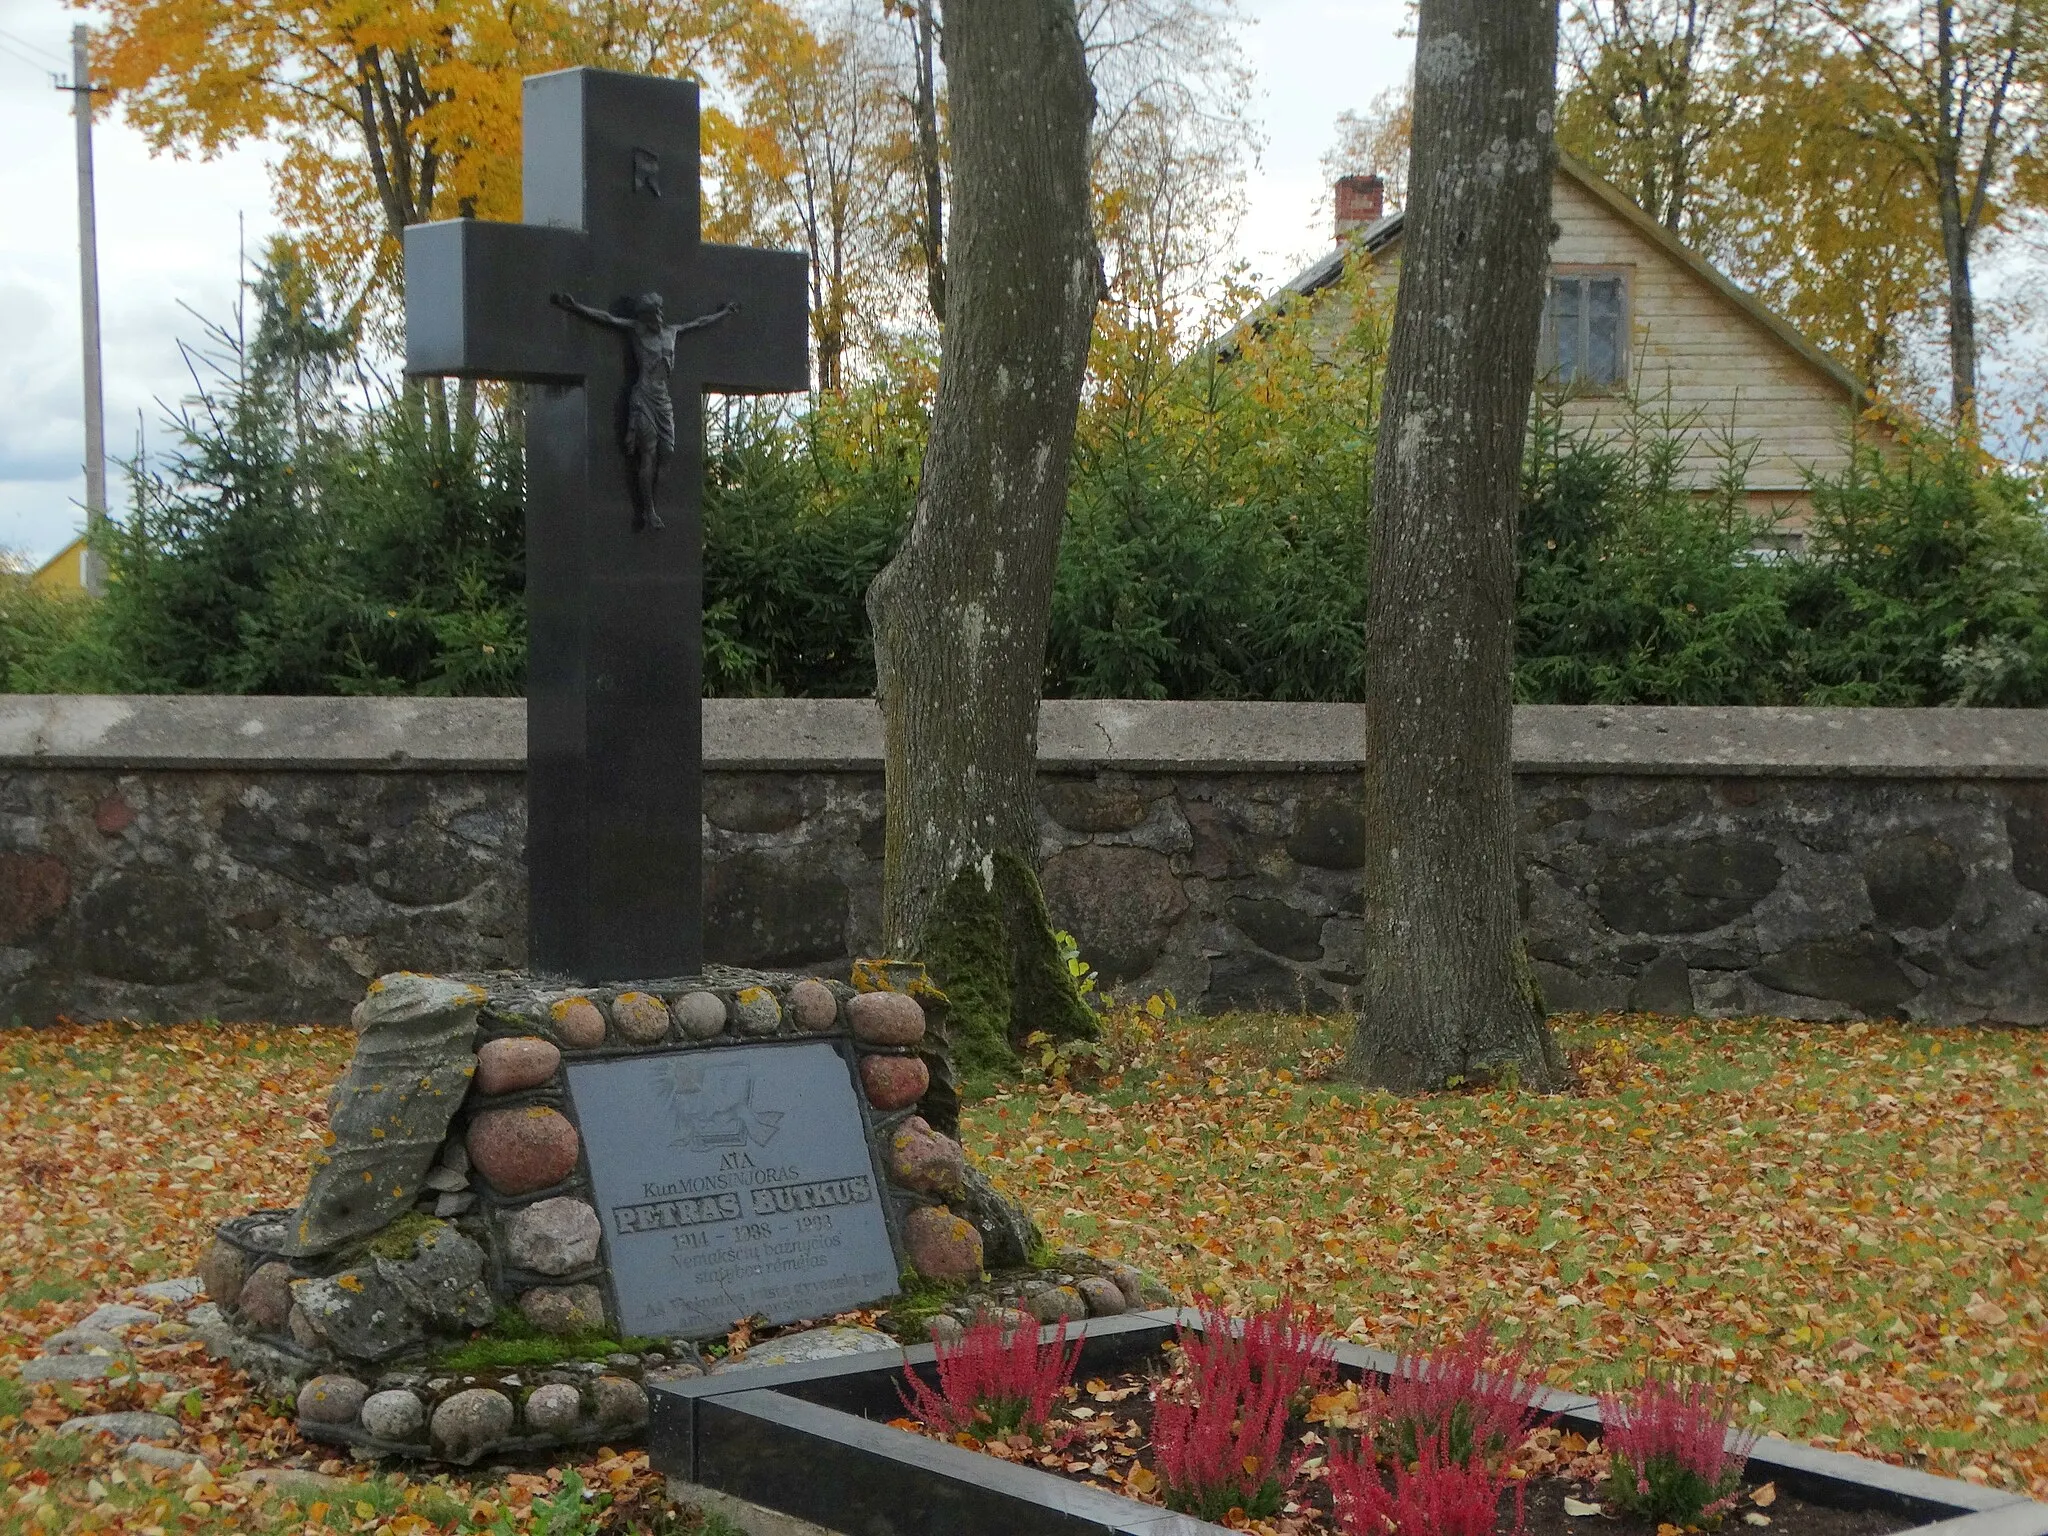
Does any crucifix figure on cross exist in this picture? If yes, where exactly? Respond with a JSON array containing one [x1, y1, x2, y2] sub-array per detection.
[[403, 68, 808, 982], [548, 290, 739, 530]]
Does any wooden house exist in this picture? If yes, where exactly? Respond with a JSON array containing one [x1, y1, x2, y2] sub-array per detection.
[[1278, 156, 1880, 543]]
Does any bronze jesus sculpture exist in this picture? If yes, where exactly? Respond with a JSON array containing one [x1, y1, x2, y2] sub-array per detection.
[[550, 291, 739, 530]]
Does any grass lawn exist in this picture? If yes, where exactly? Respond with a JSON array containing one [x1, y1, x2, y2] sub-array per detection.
[[0, 1010, 2042, 1534]]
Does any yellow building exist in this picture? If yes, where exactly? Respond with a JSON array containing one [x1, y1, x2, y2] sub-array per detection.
[[29, 536, 93, 596], [1276, 154, 1886, 542]]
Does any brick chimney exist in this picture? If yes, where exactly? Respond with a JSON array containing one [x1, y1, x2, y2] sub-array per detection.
[[1335, 174, 1386, 240]]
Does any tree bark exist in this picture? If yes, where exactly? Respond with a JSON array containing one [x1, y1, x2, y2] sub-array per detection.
[[1937, 156, 1979, 425], [865, 0, 1099, 1077], [1931, 0, 1991, 430], [1345, 0, 1565, 1094], [911, 0, 947, 322]]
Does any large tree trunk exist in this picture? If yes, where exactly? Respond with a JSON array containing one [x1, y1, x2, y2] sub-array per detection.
[[1345, 0, 1565, 1094], [865, 0, 1099, 1082]]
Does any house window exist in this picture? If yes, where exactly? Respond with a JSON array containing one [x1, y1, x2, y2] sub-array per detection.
[[1542, 269, 1629, 389]]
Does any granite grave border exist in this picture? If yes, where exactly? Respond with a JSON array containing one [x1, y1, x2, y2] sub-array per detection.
[[647, 1310, 2048, 1536]]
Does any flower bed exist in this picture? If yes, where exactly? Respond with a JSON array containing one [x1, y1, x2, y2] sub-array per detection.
[[648, 1312, 2048, 1536]]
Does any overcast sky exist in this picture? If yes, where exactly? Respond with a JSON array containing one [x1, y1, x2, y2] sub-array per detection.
[[0, 0, 1405, 568]]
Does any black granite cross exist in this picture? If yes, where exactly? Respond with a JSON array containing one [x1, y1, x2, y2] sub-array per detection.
[[404, 69, 807, 981]]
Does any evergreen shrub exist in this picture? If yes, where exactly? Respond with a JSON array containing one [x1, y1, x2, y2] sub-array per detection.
[[16, 251, 2048, 706]]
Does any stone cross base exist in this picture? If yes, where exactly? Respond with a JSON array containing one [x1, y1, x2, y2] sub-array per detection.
[[194, 964, 1031, 1465]]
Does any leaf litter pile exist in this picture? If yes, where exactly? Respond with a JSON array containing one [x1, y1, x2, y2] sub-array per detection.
[[0, 1010, 2042, 1533]]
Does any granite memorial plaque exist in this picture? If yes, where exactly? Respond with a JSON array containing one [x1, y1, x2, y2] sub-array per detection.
[[564, 1041, 900, 1337]]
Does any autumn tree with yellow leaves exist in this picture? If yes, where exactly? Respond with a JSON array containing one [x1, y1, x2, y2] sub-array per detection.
[[89, 0, 1256, 395], [90, 0, 794, 305]]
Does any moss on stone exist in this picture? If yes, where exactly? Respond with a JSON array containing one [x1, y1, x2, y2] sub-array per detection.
[[361, 1211, 442, 1261], [433, 1334, 614, 1371], [879, 1271, 971, 1342], [430, 1307, 664, 1371], [995, 848, 1097, 1050]]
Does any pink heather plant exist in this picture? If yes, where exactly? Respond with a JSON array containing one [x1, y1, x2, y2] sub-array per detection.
[[1182, 1297, 1340, 1406], [1150, 1299, 1334, 1520], [897, 1314, 1082, 1440], [1384, 1318, 1546, 1467], [1329, 1437, 1526, 1536], [1152, 1324, 1300, 1521], [1598, 1372, 1761, 1526]]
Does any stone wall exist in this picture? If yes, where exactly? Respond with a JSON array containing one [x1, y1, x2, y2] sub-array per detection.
[[4, 695, 2047, 1027]]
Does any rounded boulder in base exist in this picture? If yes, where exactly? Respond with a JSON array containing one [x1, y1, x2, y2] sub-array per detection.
[[199, 1239, 247, 1308], [1077, 1276, 1127, 1317], [523, 1382, 583, 1436], [591, 1375, 650, 1429], [671, 990, 727, 1040], [903, 1204, 984, 1283], [787, 977, 840, 1032], [467, 1106, 581, 1196], [887, 1116, 966, 1198], [475, 1036, 562, 1096], [859, 1053, 929, 1111], [550, 997, 607, 1049], [432, 1388, 515, 1462], [296, 1375, 369, 1426], [1025, 1285, 1088, 1325], [612, 991, 670, 1045], [847, 990, 925, 1046], [238, 1261, 295, 1332], [733, 986, 781, 1035], [519, 1283, 606, 1336], [361, 1389, 426, 1442], [1109, 1263, 1146, 1308]]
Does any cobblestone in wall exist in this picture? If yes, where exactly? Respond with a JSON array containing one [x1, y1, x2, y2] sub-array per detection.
[[6, 764, 2047, 1027], [0, 770, 524, 1026]]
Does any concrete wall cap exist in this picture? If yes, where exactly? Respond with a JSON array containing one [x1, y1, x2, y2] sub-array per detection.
[[0, 695, 2045, 778]]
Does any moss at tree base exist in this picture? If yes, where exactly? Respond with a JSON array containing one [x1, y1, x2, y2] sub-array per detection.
[[996, 848, 1097, 1049], [918, 849, 1098, 1086], [919, 863, 1019, 1079]]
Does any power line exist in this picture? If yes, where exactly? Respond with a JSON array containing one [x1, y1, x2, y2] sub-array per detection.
[[0, 37, 59, 77], [0, 25, 65, 69]]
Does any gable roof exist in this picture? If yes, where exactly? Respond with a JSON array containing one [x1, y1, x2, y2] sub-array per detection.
[[1275, 153, 1868, 408]]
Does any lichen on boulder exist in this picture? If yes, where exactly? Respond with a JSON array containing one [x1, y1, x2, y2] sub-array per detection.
[[282, 973, 485, 1257], [288, 1268, 423, 1361], [375, 1222, 493, 1330]]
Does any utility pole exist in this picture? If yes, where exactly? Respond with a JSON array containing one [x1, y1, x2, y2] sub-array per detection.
[[67, 24, 108, 597]]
